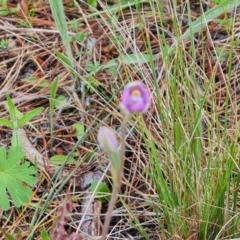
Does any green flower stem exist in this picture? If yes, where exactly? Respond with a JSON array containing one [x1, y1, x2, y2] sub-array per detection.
[[100, 181, 120, 240], [101, 116, 129, 240], [119, 116, 129, 175]]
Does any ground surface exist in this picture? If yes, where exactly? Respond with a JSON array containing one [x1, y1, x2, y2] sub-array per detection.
[[0, 1, 240, 240]]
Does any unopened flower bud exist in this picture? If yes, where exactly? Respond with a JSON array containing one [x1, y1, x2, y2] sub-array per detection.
[[97, 126, 118, 153]]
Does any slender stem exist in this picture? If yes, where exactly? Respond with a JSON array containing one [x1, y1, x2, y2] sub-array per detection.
[[119, 116, 129, 176], [101, 116, 129, 240], [100, 182, 120, 240]]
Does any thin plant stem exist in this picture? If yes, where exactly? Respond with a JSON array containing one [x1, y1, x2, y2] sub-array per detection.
[[119, 116, 129, 176], [100, 182, 120, 240], [101, 116, 129, 240]]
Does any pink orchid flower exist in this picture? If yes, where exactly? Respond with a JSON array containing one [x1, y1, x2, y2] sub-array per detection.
[[120, 81, 150, 115]]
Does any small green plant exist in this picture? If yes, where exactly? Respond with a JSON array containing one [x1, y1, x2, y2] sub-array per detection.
[[0, 95, 43, 131], [73, 123, 85, 139], [87, 0, 97, 9], [91, 181, 111, 203], [0, 39, 8, 49], [0, 95, 43, 146], [85, 60, 101, 73], [69, 18, 84, 31], [216, 17, 234, 32], [0, 0, 19, 16], [85, 61, 101, 92], [70, 33, 87, 43], [86, 75, 101, 93], [0, 97, 39, 211], [53, 95, 68, 109], [0, 145, 37, 210], [213, 46, 229, 62]]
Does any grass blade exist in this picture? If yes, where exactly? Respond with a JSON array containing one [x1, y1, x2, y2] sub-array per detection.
[[48, 0, 73, 67], [183, 1, 240, 40]]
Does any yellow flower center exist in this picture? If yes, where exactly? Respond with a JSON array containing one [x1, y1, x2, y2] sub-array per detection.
[[131, 89, 141, 97]]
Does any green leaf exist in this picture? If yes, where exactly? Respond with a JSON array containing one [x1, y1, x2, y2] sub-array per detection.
[[0, 229, 17, 240], [55, 50, 74, 74], [0, 0, 7, 7], [0, 118, 14, 129], [17, 107, 44, 128], [70, 33, 87, 43], [91, 181, 110, 203], [85, 61, 101, 73], [23, 77, 51, 87], [73, 123, 85, 139], [183, 1, 240, 40], [41, 230, 51, 240], [6, 95, 17, 124], [96, 53, 160, 73], [5, 101, 40, 133], [48, 0, 73, 67], [50, 155, 75, 165], [87, 0, 97, 9], [54, 95, 68, 109], [50, 77, 59, 107], [4, 233, 16, 240], [0, 6, 19, 17], [0, 227, 17, 239], [0, 145, 37, 210], [86, 75, 100, 93], [117, 53, 159, 65], [50, 77, 59, 140]]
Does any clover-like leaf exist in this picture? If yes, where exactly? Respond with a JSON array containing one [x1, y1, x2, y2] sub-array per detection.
[[41, 230, 51, 240], [91, 181, 110, 203], [0, 145, 37, 210]]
